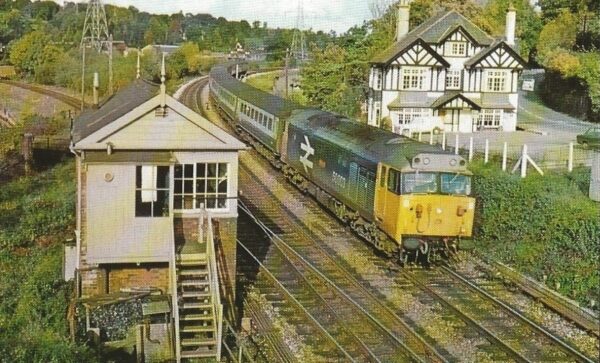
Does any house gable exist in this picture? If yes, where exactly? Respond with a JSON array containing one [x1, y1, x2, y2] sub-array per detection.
[[74, 94, 246, 151], [465, 41, 526, 69], [440, 26, 475, 46], [431, 92, 481, 110], [391, 39, 449, 67]]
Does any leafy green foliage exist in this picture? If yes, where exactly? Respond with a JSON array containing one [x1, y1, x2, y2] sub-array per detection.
[[471, 163, 600, 306], [481, 0, 542, 60], [0, 161, 98, 362]]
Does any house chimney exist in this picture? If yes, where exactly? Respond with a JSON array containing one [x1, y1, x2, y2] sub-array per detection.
[[93, 72, 99, 107], [396, 0, 410, 41], [505, 4, 516, 46]]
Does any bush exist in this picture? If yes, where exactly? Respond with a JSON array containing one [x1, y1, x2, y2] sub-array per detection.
[[470, 163, 600, 306], [0, 161, 96, 362]]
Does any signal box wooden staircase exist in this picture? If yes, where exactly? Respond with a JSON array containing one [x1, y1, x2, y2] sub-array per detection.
[[170, 213, 223, 362]]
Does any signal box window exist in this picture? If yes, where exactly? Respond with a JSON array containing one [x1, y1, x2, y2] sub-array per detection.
[[174, 163, 229, 210], [135, 166, 170, 217]]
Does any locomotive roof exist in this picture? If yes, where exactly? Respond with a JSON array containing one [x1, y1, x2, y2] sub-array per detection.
[[289, 109, 465, 171], [210, 65, 300, 117]]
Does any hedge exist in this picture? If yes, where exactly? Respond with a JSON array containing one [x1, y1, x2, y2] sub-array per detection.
[[471, 163, 599, 307]]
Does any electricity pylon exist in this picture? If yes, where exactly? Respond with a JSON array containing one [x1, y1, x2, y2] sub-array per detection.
[[290, 0, 307, 63], [80, 0, 113, 108]]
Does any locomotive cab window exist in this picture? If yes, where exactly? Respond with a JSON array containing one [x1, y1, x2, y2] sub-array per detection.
[[379, 166, 387, 187], [387, 169, 402, 194], [441, 173, 471, 195], [402, 172, 438, 194]]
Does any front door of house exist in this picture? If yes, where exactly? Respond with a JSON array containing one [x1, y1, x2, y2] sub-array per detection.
[[442, 109, 460, 132]]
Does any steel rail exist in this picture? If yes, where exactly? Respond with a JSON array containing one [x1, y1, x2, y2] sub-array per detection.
[[239, 206, 385, 362], [400, 269, 531, 363], [240, 200, 443, 363], [441, 265, 596, 363], [237, 238, 358, 362], [490, 260, 600, 337]]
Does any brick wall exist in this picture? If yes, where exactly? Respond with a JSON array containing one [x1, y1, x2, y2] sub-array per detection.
[[174, 218, 199, 249], [214, 217, 237, 322], [107, 264, 169, 293]]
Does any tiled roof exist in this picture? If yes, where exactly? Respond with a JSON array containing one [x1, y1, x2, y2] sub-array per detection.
[[72, 79, 159, 143], [387, 91, 437, 108], [430, 92, 481, 109], [371, 10, 495, 64], [478, 93, 515, 109]]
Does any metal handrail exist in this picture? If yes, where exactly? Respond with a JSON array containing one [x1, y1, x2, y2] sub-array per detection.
[[202, 210, 223, 360], [169, 219, 181, 362]]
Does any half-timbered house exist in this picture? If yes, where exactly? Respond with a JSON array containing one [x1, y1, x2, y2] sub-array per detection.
[[367, 1, 527, 133]]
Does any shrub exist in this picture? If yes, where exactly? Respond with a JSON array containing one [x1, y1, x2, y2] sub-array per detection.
[[0, 160, 96, 362], [470, 162, 600, 306]]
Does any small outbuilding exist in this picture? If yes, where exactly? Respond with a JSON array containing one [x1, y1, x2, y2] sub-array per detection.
[[67, 62, 245, 361]]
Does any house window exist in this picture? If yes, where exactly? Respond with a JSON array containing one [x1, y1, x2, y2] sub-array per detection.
[[485, 70, 508, 92], [174, 163, 229, 210], [446, 70, 462, 90], [478, 109, 503, 128], [402, 67, 428, 90], [447, 42, 466, 56], [373, 68, 382, 90], [397, 108, 431, 125], [135, 166, 170, 217]]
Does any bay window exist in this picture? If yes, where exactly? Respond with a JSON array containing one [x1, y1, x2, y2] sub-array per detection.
[[397, 108, 431, 125], [478, 109, 503, 128]]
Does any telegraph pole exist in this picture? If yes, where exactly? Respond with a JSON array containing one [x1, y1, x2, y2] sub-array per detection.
[[284, 48, 290, 98]]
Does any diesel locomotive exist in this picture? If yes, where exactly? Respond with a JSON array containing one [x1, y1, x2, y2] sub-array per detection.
[[209, 65, 475, 261]]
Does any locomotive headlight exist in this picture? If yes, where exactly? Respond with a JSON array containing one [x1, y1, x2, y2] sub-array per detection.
[[423, 157, 430, 165], [449, 159, 457, 166], [414, 157, 421, 164], [468, 201, 475, 210], [436, 208, 443, 214], [460, 160, 466, 166]]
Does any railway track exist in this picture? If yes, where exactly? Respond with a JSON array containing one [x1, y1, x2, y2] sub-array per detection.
[[0, 80, 83, 109], [180, 76, 598, 362], [238, 201, 437, 362], [396, 265, 596, 363], [487, 260, 599, 337], [236, 161, 447, 362]]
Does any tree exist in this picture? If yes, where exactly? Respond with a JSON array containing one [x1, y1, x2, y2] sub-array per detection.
[[8, 30, 50, 73], [0, 9, 29, 44], [536, 9, 578, 64], [482, 0, 542, 61]]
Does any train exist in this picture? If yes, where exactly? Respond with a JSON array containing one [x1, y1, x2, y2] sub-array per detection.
[[209, 64, 475, 262]]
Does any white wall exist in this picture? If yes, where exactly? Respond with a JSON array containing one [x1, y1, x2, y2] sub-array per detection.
[[86, 164, 172, 264]]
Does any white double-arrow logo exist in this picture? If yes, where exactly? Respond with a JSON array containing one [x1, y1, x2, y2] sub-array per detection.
[[300, 135, 314, 173]]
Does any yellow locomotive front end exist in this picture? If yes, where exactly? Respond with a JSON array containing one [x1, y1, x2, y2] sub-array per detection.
[[375, 152, 475, 258]]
